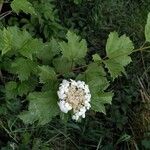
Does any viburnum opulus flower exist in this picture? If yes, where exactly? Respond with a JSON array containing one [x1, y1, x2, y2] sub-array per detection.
[[57, 79, 91, 121]]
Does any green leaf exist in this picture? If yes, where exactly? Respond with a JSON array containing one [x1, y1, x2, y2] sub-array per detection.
[[38, 65, 57, 83], [145, 13, 150, 42], [104, 59, 126, 78], [77, 63, 112, 114], [0, 27, 45, 59], [1, 28, 12, 55], [5, 81, 17, 99], [11, 58, 37, 81], [104, 32, 134, 79], [92, 54, 102, 63], [84, 63, 109, 92], [91, 92, 113, 114], [11, 0, 36, 15], [9, 27, 44, 59], [59, 31, 87, 63], [8, 26, 31, 50], [17, 81, 36, 96], [19, 91, 59, 125], [36, 38, 60, 64], [92, 103, 106, 114], [20, 38, 44, 60], [53, 57, 74, 74]]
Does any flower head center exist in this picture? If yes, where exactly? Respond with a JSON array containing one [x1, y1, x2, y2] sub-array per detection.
[[66, 85, 85, 110]]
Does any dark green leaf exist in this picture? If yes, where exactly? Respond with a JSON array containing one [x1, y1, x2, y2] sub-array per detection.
[[38, 65, 57, 83]]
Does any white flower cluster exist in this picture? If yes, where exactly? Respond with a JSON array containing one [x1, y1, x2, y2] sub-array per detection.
[[57, 79, 91, 121]]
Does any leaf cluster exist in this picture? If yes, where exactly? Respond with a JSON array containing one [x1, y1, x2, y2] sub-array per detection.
[[0, 0, 149, 131]]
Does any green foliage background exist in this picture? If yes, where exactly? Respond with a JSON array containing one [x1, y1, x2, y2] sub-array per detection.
[[0, 0, 150, 149]]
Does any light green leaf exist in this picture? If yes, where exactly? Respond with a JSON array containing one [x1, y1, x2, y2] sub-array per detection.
[[85, 63, 106, 81], [1, 28, 12, 55], [145, 13, 150, 42], [77, 63, 109, 92], [97, 92, 113, 104], [19, 91, 59, 125], [92, 103, 106, 114], [0, 27, 44, 59], [9, 27, 44, 59], [84, 63, 109, 93], [104, 59, 126, 78], [11, 0, 36, 15], [59, 31, 87, 63], [20, 38, 44, 60], [38, 65, 57, 83], [11, 58, 37, 81], [8, 26, 32, 50], [92, 54, 102, 62], [104, 32, 134, 79], [91, 92, 113, 114]]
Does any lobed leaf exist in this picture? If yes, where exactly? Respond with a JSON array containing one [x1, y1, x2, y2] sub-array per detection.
[[0, 27, 45, 59], [11, 0, 36, 15], [11, 58, 37, 81], [91, 92, 113, 114], [1, 28, 12, 55], [59, 31, 87, 63], [104, 32, 134, 79], [38, 65, 57, 83], [19, 91, 59, 125], [36, 38, 60, 64]]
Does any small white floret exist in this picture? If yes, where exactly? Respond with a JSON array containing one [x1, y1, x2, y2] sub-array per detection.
[[58, 101, 69, 113], [82, 113, 85, 118], [65, 102, 72, 110]]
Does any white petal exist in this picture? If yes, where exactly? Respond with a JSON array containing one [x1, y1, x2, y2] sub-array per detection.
[[72, 114, 79, 121], [57, 92, 66, 99], [65, 102, 72, 110], [80, 107, 86, 113], [72, 115, 76, 120], [62, 79, 69, 85], [74, 114, 79, 121], [82, 113, 85, 118], [86, 105, 91, 110], [84, 85, 90, 94], [78, 111, 83, 116], [85, 102, 90, 107], [70, 79, 77, 86], [77, 81, 82, 85], [63, 87, 69, 93], [85, 94, 91, 102], [58, 101, 68, 113]]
